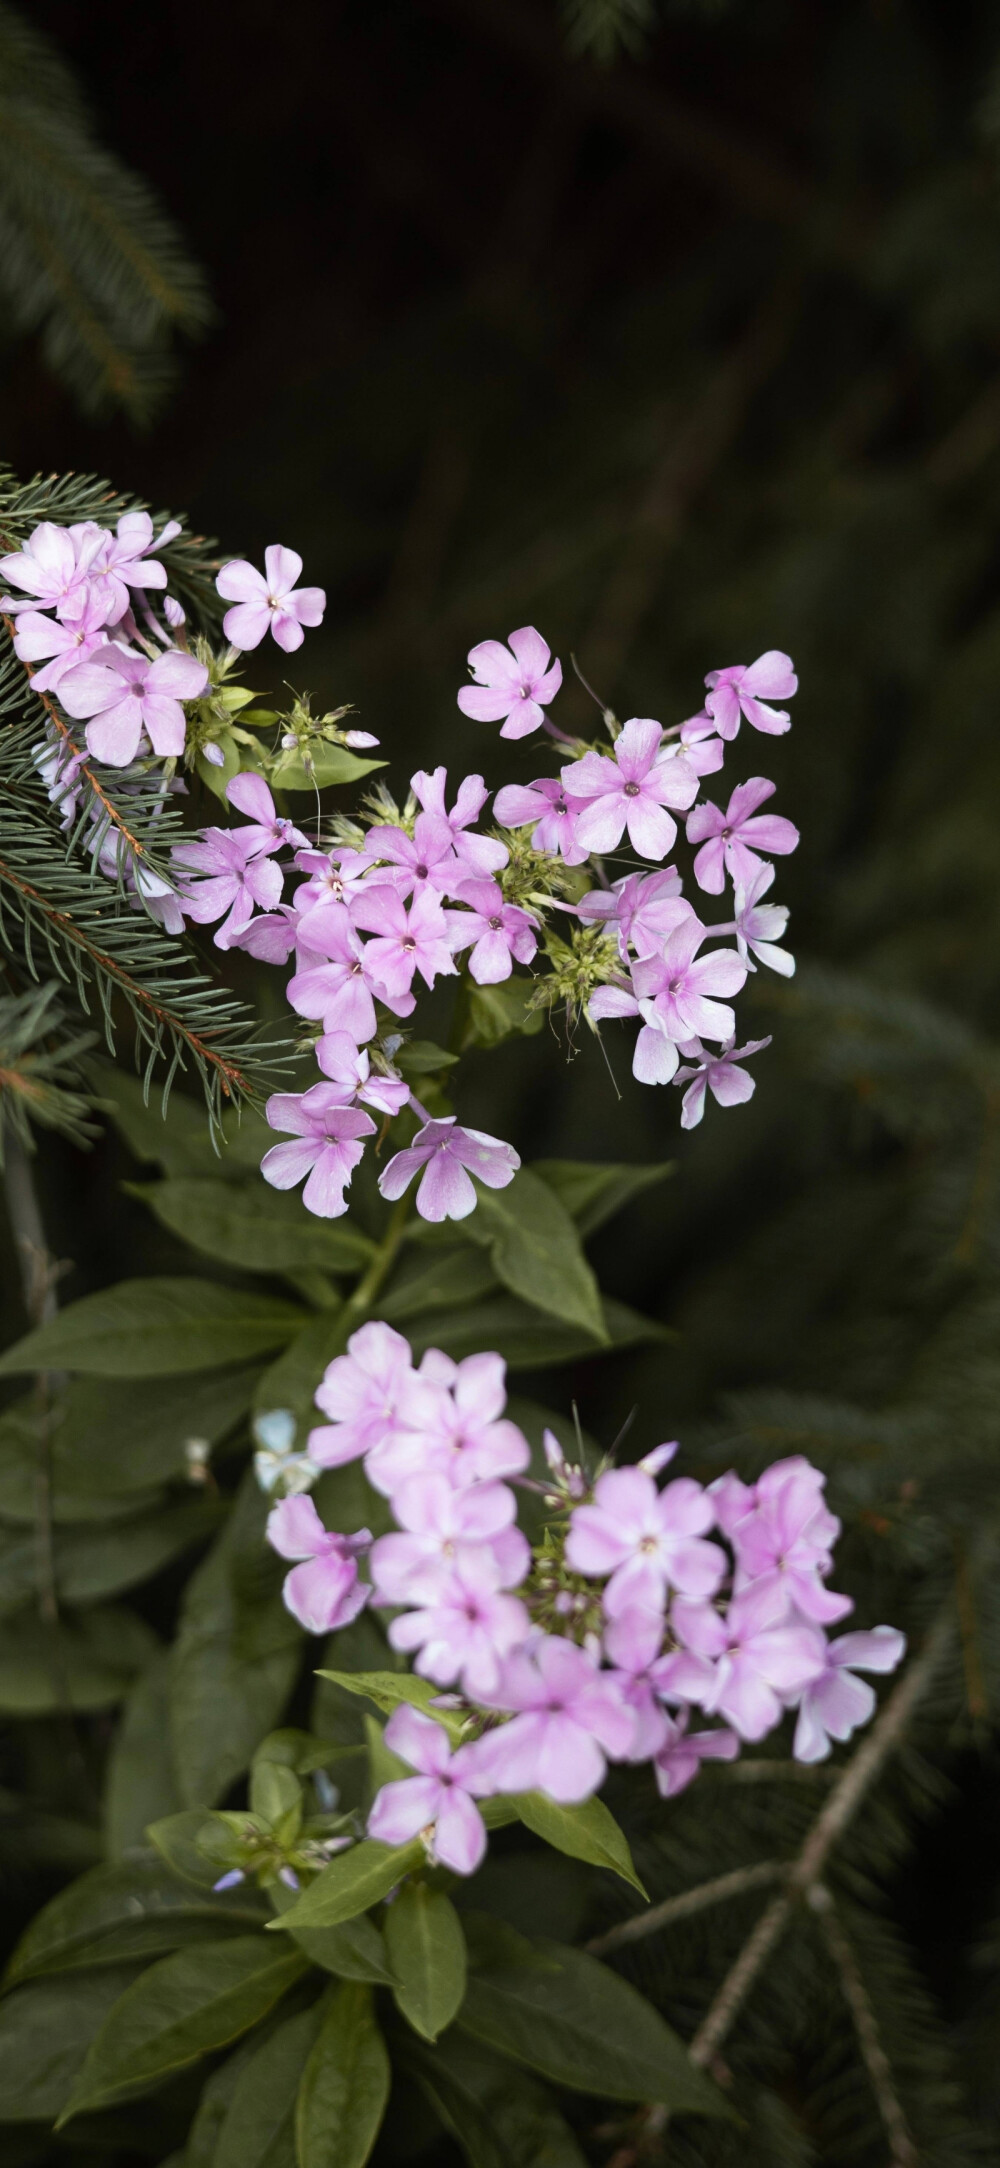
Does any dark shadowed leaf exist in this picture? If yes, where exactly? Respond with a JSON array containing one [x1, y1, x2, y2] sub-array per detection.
[[214, 2004, 322, 2168], [458, 1916, 728, 2116], [0, 1606, 156, 1714], [295, 1982, 390, 2168], [5, 1854, 269, 1985], [104, 1653, 182, 1855], [60, 1937, 308, 2121], [379, 1245, 500, 1324], [532, 1159, 673, 1238], [54, 1368, 260, 1496], [0, 1966, 145, 2121], [285, 1913, 396, 1986], [133, 1178, 375, 1276], [405, 1294, 668, 1370], [0, 1280, 306, 1378], [401, 2031, 588, 2168], [384, 1884, 466, 2041]]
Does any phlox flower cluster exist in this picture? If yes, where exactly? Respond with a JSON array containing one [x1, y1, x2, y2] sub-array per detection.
[[264, 1320, 905, 1876]]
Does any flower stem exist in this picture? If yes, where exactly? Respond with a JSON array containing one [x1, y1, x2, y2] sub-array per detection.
[[345, 1192, 412, 1320]]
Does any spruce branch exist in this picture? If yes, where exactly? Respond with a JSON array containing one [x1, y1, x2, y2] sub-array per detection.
[[810, 1886, 919, 2168], [586, 1861, 787, 1957]]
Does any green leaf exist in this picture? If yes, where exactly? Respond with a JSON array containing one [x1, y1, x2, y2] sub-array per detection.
[[463, 979, 546, 1047], [510, 1794, 647, 1897], [269, 744, 386, 792], [384, 1884, 466, 2043], [97, 1065, 225, 1176], [170, 1478, 303, 1807], [6, 1498, 221, 1609], [5, 1855, 269, 1986], [0, 1279, 306, 1379], [393, 1040, 459, 1076], [149, 1809, 231, 1890], [104, 1654, 181, 1855], [134, 1179, 376, 1277], [401, 2032, 588, 2168], [0, 1399, 163, 1524], [0, 1966, 145, 2122], [253, 1313, 349, 1438], [532, 1158, 674, 1238], [253, 1728, 353, 1776], [380, 1245, 501, 1324], [0, 1606, 155, 1714], [214, 2005, 322, 2168], [458, 1917, 729, 2117], [53, 1368, 259, 1498], [295, 1982, 390, 2168], [59, 1937, 309, 2122], [405, 1294, 668, 1370], [270, 1840, 423, 1931], [316, 1669, 464, 1744], [285, 1913, 396, 1987], [466, 1170, 606, 1342]]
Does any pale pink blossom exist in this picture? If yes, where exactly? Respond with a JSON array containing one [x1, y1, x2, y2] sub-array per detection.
[[458, 627, 562, 740], [566, 1466, 724, 1616], [388, 1555, 530, 1699], [379, 1115, 519, 1222], [587, 981, 681, 1086], [367, 1706, 488, 1874], [567, 721, 699, 862], [12, 589, 116, 692], [704, 652, 797, 740], [493, 776, 590, 864], [173, 829, 283, 950], [476, 1637, 635, 1803], [672, 1035, 772, 1129], [672, 1583, 825, 1741], [732, 864, 795, 976], [653, 1710, 740, 1796], [602, 1606, 671, 1760], [411, 767, 509, 875], [370, 1472, 525, 1603], [98, 511, 179, 613], [286, 903, 383, 1041], [449, 878, 538, 983], [793, 1627, 906, 1763], [686, 778, 799, 896], [225, 771, 308, 855], [314, 1030, 410, 1117], [59, 646, 208, 766], [348, 886, 457, 1009], [266, 1495, 370, 1633], [0, 519, 111, 620], [363, 813, 460, 900], [631, 921, 748, 1046], [725, 1456, 851, 1625], [308, 1321, 440, 1471], [216, 546, 326, 653], [578, 871, 690, 961], [292, 847, 377, 920], [367, 1349, 530, 1495], [260, 1086, 375, 1218]]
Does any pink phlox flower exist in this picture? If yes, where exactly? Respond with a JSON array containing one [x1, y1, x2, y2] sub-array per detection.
[[653, 1710, 740, 1797], [631, 920, 748, 1048], [475, 1635, 635, 1803], [602, 1606, 672, 1760], [261, 1084, 375, 1218], [567, 720, 699, 862], [457, 627, 563, 740], [411, 767, 509, 876], [266, 1494, 371, 1634], [676, 715, 726, 776], [0, 519, 109, 620], [587, 979, 681, 1087], [225, 771, 309, 855], [59, 644, 209, 766], [293, 847, 377, 918], [308, 1320, 441, 1471], [492, 776, 590, 865], [793, 1626, 906, 1763], [97, 511, 179, 613], [364, 812, 461, 900], [348, 884, 457, 1009], [286, 902, 381, 1042], [672, 1034, 772, 1129], [704, 651, 797, 740], [370, 1349, 530, 1496], [449, 877, 539, 984], [672, 1582, 825, 1741], [726, 1456, 851, 1625], [315, 1029, 410, 1118], [216, 545, 326, 653], [226, 903, 300, 964], [686, 778, 800, 897], [13, 587, 117, 692], [173, 827, 283, 950], [370, 1471, 524, 1603], [578, 871, 689, 961], [732, 863, 794, 976], [566, 1465, 725, 1617], [367, 1705, 488, 1874], [389, 1553, 530, 1699], [379, 1115, 519, 1222]]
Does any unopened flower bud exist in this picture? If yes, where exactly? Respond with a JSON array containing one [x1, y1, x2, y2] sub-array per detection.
[[203, 743, 226, 768], [345, 729, 380, 748], [639, 1441, 679, 1478], [164, 595, 186, 627]]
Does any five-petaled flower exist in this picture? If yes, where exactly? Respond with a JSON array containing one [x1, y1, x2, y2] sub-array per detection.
[[458, 627, 563, 739], [216, 545, 326, 652]]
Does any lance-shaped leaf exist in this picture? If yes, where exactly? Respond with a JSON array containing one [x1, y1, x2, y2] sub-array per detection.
[[0, 1279, 305, 1378], [57, 1937, 309, 2123], [0, 1966, 145, 2122], [132, 1178, 375, 1277], [466, 1168, 607, 1342], [532, 1158, 673, 1237], [458, 1916, 729, 2117], [510, 1793, 647, 1897], [384, 1883, 467, 2042], [405, 1293, 668, 1370], [295, 1982, 390, 2168], [315, 1668, 465, 1744], [269, 1840, 423, 1932], [401, 2031, 588, 2168], [214, 2005, 323, 2168], [4, 1854, 268, 1986]]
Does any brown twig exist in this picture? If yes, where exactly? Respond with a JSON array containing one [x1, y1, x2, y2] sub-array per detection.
[[810, 1885, 918, 2168], [586, 1861, 786, 1958]]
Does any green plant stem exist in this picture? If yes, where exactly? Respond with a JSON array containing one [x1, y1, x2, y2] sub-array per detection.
[[344, 1193, 412, 1320]]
